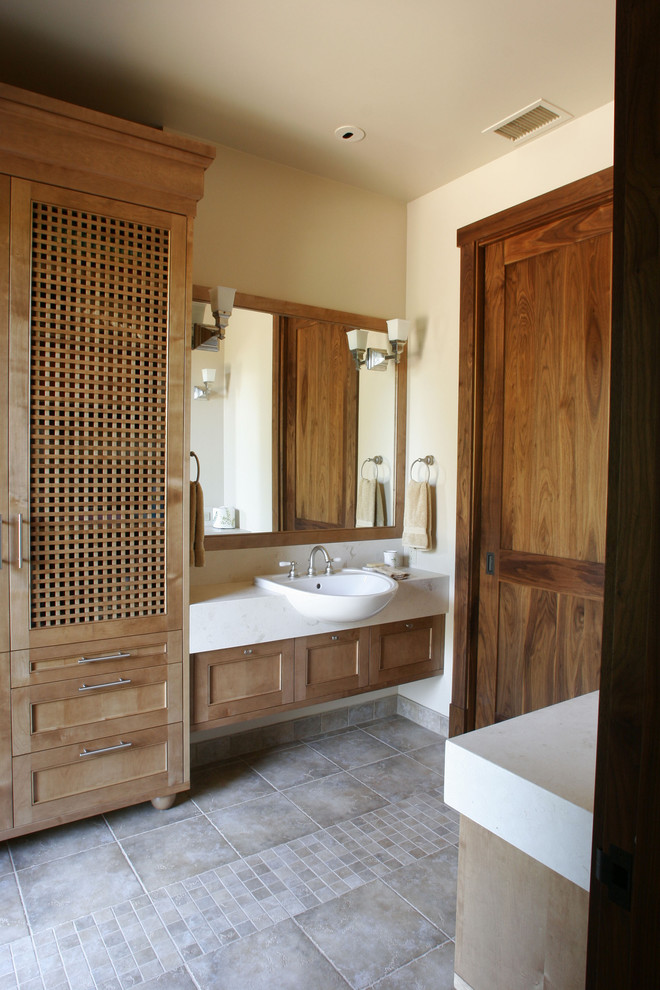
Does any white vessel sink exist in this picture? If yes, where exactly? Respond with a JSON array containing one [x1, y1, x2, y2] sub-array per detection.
[[254, 568, 398, 621]]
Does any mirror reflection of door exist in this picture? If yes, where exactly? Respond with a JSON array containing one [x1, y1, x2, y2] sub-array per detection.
[[277, 316, 358, 530]]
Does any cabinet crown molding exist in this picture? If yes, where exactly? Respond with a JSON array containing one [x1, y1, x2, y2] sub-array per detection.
[[0, 83, 216, 216]]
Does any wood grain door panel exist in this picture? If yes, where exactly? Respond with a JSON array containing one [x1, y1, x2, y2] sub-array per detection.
[[475, 204, 612, 728]]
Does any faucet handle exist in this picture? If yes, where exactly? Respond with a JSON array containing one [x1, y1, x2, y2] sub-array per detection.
[[279, 560, 297, 579]]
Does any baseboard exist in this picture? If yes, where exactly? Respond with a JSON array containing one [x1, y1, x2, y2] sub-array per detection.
[[396, 694, 449, 737]]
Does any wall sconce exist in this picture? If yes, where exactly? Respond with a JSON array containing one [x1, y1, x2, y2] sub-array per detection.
[[192, 286, 236, 349], [193, 367, 216, 400], [346, 319, 411, 371]]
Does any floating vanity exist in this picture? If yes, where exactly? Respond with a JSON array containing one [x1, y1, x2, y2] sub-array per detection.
[[445, 692, 598, 990], [189, 568, 449, 732]]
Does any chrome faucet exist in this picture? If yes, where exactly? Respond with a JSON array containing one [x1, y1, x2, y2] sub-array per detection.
[[307, 545, 333, 576]]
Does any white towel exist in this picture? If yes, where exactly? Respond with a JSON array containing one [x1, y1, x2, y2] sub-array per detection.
[[402, 480, 431, 549], [356, 477, 377, 527]]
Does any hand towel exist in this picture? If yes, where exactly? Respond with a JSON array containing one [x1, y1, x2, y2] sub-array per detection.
[[402, 480, 431, 549], [190, 480, 205, 567], [356, 477, 377, 527], [376, 482, 387, 526]]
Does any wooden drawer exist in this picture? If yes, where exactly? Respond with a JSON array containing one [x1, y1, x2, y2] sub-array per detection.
[[192, 639, 294, 728], [11, 663, 183, 754], [295, 627, 369, 702], [369, 614, 445, 688], [12, 723, 184, 828], [11, 630, 183, 688]]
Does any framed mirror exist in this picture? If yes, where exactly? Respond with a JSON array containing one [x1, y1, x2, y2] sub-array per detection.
[[190, 285, 406, 549]]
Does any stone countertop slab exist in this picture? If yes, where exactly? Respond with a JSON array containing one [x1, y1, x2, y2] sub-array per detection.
[[190, 568, 449, 653]]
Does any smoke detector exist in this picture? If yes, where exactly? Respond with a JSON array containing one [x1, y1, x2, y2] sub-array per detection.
[[483, 99, 572, 144]]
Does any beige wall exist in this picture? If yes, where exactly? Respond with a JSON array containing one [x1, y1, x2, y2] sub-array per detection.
[[403, 102, 615, 718], [193, 143, 407, 318]]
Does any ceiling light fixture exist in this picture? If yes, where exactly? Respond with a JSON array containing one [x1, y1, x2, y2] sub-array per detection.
[[334, 125, 365, 143]]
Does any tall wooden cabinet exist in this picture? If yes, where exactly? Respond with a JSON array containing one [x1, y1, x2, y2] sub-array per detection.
[[0, 85, 214, 839]]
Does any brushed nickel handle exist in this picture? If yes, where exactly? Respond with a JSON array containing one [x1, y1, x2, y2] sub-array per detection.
[[331, 635, 339, 641], [16, 513, 22, 569], [243, 648, 253, 655], [79, 741, 133, 757], [78, 651, 131, 665], [78, 677, 131, 692], [405, 622, 414, 629]]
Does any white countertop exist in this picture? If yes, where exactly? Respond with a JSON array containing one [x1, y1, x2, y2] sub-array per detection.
[[189, 568, 449, 654], [444, 691, 599, 890]]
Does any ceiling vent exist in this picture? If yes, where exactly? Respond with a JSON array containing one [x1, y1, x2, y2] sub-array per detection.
[[483, 100, 572, 144]]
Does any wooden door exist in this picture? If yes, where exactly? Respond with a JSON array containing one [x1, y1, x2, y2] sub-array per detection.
[[279, 317, 358, 530], [7, 179, 187, 652], [475, 204, 612, 727]]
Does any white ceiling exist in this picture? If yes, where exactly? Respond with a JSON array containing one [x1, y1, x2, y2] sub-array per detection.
[[0, 0, 616, 202]]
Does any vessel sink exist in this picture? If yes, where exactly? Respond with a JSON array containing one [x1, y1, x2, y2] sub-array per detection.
[[254, 568, 398, 621]]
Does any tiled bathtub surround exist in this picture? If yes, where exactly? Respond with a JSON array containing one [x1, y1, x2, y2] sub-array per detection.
[[0, 716, 458, 990]]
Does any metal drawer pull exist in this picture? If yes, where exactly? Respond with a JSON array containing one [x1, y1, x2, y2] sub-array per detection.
[[17, 513, 22, 569], [331, 635, 339, 641], [243, 649, 253, 655], [78, 651, 132, 664], [79, 740, 133, 757], [405, 623, 414, 629], [78, 677, 131, 692]]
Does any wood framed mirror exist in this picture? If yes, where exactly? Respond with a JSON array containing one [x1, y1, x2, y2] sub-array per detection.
[[190, 286, 407, 549]]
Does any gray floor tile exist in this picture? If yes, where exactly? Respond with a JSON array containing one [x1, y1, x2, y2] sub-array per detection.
[[307, 728, 398, 769], [191, 761, 276, 812], [188, 917, 351, 989], [383, 844, 458, 936], [245, 744, 340, 789], [350, 753, 443, 802], [207, 793, 318, 857], [16, 845, 143, 932], [369, 940, 456, 990], [9, 816, 115, 871], [297, 879, 443, 989], [120, 816, 238, 891], [362, 716, 444, 753], [0, 844, 12, 877], [104, 796, 200, 840], [138, 966, 198, 989], [407, 740, 447, 775], [285, 772, 388, 827], [0, 874, 29, 945]]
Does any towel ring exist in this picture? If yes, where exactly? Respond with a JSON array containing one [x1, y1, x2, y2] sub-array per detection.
[[410, 455, 433, 482], [190, 451, 200, 483], [361, 455, 383, 480]]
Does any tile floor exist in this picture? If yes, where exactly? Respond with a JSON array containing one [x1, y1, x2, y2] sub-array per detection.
[[0, 715, 459, 990]]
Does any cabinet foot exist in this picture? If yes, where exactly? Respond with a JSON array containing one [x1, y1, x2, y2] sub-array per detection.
[[151, 795, 176, 811]]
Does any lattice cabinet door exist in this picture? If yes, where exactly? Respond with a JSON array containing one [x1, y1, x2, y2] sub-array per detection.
[[7, 179, 188, 652]]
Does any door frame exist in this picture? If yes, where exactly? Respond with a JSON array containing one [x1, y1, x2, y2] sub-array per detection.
[[449, 167, 614, 738]]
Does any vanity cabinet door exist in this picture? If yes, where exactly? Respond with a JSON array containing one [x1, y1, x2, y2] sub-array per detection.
[[369, 615, 445, 688], [294, 627, 370, 702], [191, 640, 295, 729]]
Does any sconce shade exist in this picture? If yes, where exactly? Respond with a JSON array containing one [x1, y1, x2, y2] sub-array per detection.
[[201, 368, 216, 384], [386, 319, 412, 343], [346, 328, 369, 352], [209, 286, 236, 321], [192, 301, 207, 324]]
